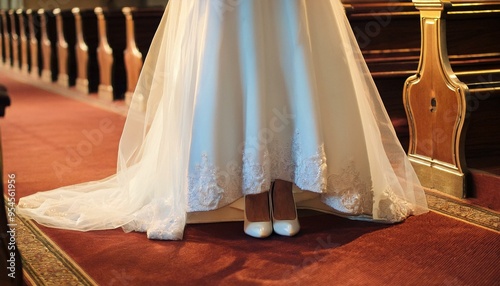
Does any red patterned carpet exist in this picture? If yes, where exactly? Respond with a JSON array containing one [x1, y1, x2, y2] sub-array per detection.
[[1, 71, 499, 285]]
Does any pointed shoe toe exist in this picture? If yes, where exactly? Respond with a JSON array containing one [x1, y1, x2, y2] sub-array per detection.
[[244, 221, 273, 238], [273, 219, 300, 237]]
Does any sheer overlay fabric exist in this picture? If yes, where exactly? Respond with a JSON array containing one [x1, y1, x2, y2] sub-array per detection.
[[18, 0, 428, 240]]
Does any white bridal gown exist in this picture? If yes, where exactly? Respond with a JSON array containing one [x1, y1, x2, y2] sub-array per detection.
[[18, 0, 428, 240]]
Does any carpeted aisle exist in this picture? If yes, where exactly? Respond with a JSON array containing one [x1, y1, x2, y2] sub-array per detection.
[[1, 71, 499, 285]]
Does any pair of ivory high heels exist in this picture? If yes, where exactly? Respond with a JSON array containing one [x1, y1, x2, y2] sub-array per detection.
[[244, 179, 300, 238]]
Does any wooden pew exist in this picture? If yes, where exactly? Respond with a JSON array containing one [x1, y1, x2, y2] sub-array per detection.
[[16, 9, 30, 74], [26, 9, 41, 78], [95, 7, 127, 101], [73, 8, 99, 94], [403, 0, 500, 198], [54, 8, 77, 87], [122, 6, 163, 107]]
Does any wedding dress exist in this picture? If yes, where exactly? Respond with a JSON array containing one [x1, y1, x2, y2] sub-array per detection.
[[18, 0, 428, 240]]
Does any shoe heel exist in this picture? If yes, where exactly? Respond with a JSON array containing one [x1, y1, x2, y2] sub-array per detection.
[[271, 180, 300, 236], [244, 190, 273, 238]]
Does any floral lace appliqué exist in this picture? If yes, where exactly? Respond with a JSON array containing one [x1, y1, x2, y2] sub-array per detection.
[[323, 161, 373, 215], [377, 188, 412, 222], [294, 145, 327, 193], [242, 148, 271, 195], [188, 153, 236, 211], [187, 130, 331, 212]]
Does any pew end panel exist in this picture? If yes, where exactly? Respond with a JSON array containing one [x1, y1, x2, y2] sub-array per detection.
[[53, 8, 69, 87], [123, 6, 163, 108], [54, 8, 77, 88], [0, 10, 3, 67], [405, 0, 500, 199], [404, 0, 469, 198], [73, 8, 89, 93], [8, 10, 20, 72], [1, 10, 12, 68], [74, 8, 100, 94], [95, 7, 113, 100], [26, 9, 41, 78], [38, 9, 59, 83], [16, 9, 31, 75], [95, 7, 127, 101], [122, 7, 142, 106]]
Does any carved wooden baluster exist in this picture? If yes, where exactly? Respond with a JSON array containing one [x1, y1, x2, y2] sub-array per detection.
[[54, 8, 69, 86], [8, 10, 19, 71], [403, 0, 469, 197], [122, 7, 143, 107], [16, 9, 29, 74], [95, 7, 114, 101]]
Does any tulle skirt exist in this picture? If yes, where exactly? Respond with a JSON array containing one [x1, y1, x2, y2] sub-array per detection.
[[18, 0, 428, 240]]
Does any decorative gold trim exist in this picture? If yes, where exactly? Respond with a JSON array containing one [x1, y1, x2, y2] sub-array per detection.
[[425, 189, 500, 233], [10, 205, 98, 286]]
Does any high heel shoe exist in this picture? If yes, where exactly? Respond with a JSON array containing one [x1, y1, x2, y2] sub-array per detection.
[[271, 179, 300, 236], [244, 190, 273, 238]]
